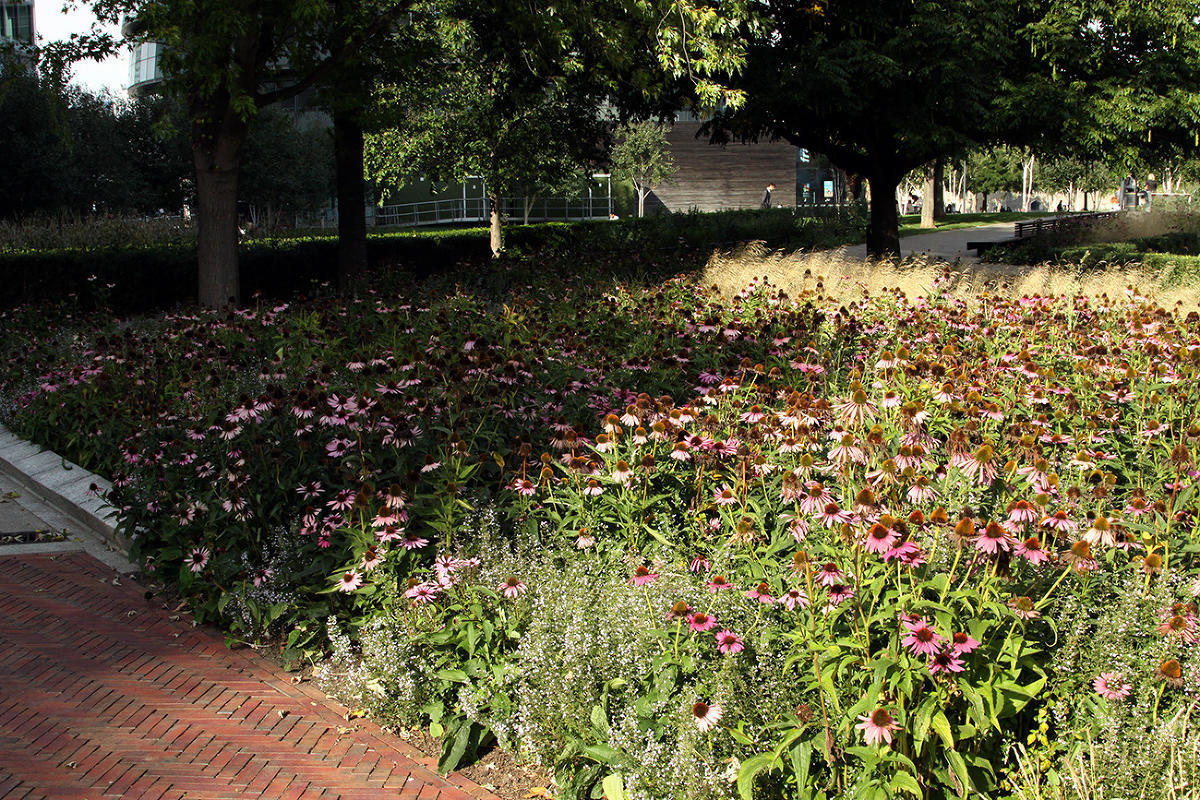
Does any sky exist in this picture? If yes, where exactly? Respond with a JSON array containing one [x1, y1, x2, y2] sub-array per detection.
[[34, 0, 127, 95]]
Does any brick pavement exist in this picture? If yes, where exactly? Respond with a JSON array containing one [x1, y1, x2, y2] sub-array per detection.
[[0, 552, 499, 800]]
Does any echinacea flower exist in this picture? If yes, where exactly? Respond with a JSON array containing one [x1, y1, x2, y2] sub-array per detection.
[[405, 581, 440, 603], [745, 583, 776, 604], [949, 631, 981, 656], [901, 618, 945, 657], [715, 629, 744, 654], [781, 588, 809, 610], [1008, 595, 1040, 620], [689, 554, 711, 573], [187, 546, 210, 573], [928, 649, 966, 675], [1093, 672, 1131, 700], [666, 601, 692, 621], [707, 575, 735, 592], [975, 521, 1013, 555], [863, 522, 898, 555], [1157, 614, 1199, 643], [815, 562, 843, 587], [855, 708, 900, 746], [689, 612, 717, 632], [1014, 535, 1049, 565], [692, 700, 723, 732], [630, 565, 659, 586], [1155, 658, 1185, 687], [335, 570, 363, 592], [713, 484, 739, 505], [497, 576, 526, 598]]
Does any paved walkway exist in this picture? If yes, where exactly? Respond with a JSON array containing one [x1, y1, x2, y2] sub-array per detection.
[[0, 552, 495, 799], [833, 220, 1016, 262], [0, 428, 498, 800]]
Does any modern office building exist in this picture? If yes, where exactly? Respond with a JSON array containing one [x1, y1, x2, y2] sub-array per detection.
[[0, 0, 35, 57], [646, 116, 847, 213]]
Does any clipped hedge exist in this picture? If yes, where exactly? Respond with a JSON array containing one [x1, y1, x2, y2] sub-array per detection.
[[0, 207, 866, 312]]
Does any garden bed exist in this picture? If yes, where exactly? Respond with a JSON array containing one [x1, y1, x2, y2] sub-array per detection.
[[1, 256, 1198, 799]]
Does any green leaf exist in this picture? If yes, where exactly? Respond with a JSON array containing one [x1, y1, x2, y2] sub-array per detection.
[[945, 750, 974, 797], [737, 753, 779, 800], [601, 772, 625, 800], [931, 711, 955, 749], [436, 668, 470, 684], [891, 771, 922, 797]]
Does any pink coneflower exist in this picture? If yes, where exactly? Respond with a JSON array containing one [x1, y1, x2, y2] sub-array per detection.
[[796, 481, 832, 515], [815, 562, 843, 587], [692, 700, 723, 732], [715, 630, 744, 654], [630, 565, 659, 586], [689, 612, 717, 632], [689, 554, 711, 573], [781, 588, 809, 610], [713, 484, 739, 505], [906, 476, 938, 504], [666, 601, 692, 621], [745, 583, 776, 604], [1008, 596, 1040, 620], [1014, 536, 1049, 565], [583, 479, 604, 496], [509, 478, 537, 496], [836, 389, 877, 427], [1157, 613, 1199, 643], [885, 541, 927, 567], [1092, 672, 1131, 700], [826, 583, 855, 607], [611, 460, 632, 485], [1082, 515, 1117, 548], [863, 522, 899, 555], [707, 575, 735, 592], [975, 521, 1013, 555], [1040, 510, 1078, 535], [960, 443, 999, 486], [400, 533, 429, 550], [1062, 540, 1098, 573], [928, 649, 966, 675], [405, 581, 440, 603], [855, 708, 900, 746], [949, 631, 980, 656], [360, 545, 385, 571], [816, 502, 852, 528], [187, 546, 210, 573], [740, 405, 767, 424], [497, 576, 526, 598], [828, 434, 865, 466], [669, 442, 691, 461], [901, 618, 945, 657], [336, 570, 363, 592]]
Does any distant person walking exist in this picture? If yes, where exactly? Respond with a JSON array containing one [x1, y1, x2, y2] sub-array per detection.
[[1145, 173, 1158, 210], [761, 183, 775, 208], [1121, 173, 1138, 209]]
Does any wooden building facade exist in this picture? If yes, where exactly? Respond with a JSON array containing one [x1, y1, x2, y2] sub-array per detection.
[[647, 121, 844, 214]]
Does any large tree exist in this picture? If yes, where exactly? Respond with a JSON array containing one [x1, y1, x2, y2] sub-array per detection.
[[712, 0, 1044, 258], [610, 121, 677, 218], [88, 0, 419, 306]]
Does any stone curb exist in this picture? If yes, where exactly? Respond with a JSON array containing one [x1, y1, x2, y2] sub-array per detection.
[[0, 422, 135, 572]]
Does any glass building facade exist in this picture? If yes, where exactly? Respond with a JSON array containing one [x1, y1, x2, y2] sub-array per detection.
[[1, 1, 34, 48], [128, 40, 164, 95]]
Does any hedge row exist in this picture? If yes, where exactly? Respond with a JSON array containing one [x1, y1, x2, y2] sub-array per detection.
[[0, 207, 867, 312]]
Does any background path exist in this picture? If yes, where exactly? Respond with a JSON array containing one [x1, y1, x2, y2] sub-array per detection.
[[833, 221, 1016, 262], [0, 550, 499, 799]]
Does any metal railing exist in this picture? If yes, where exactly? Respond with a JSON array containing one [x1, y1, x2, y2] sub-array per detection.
[[374, 196, 614, 228]]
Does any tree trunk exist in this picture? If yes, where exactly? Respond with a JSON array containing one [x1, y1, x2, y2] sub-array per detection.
[[488, 192, 503, 257], [334, 106, 368, 293], [194, 144, 243, 308], [523, 195, 534, 225], [921, 159, 944, 227], [636, 184, 646, 217], [866, 171, 902, 259], [980, 192, 989, 212]]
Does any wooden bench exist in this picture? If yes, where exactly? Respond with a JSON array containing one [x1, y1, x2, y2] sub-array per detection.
[[967, 211, 1121, 254]]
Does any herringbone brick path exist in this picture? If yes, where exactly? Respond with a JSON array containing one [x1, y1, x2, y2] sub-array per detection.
[[0, 552, 499, 799]]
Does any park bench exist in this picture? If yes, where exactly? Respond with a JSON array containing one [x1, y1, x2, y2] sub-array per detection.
[[967, 211, 1120, 255]]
